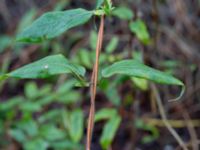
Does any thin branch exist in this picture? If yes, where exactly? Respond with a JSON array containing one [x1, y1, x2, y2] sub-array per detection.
[[151, 84, 189, 150], [143, 118, 200, 128], [86, 15, 104, 150], [182, 110, 199, 150]]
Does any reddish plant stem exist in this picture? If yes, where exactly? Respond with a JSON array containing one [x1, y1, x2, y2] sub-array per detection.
[[86, 15, 104, 150]]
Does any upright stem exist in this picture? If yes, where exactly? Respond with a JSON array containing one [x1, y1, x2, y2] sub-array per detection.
[[86, 15, 104, 150]]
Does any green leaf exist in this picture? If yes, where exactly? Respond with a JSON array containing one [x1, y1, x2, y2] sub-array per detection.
[[25, 82, 39, 99], [36, 95, 55, 106], [56, 79, 77, 94], [54, 0, 69, 11], [38, 109, 62, 123], [79, 49, 93, 68], [105, 0, 113, 11], [102, 60, 183, 86], [68, 109, 84, 143], [95, 108, 117, 122], [57, 91, 81, 104], [40, 124, 66, 141], [100, 116, 121, 150], [135, 119, 159, 144], [16, 119, 38, 137], [106, 37, 119, 53], [0, 35, 12, 53], [112, 6, 134, 20], [51, 140, 82, 150], [0, 96, 24, 111], [90, 31, 98, 50], [17, 9, 37, 33], [23, 138, 48, 150], [6, 54, 85, 79], [9, 129, 27, 143], [129, 19, 150, 44], [131, 77, 148, 91], [96, 0, 104, 9], [20, 102, 42, 112], [17, 8, 93, 43]]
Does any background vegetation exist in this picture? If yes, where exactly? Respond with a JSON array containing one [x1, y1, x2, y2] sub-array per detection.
[[0, 0, 200, 150]]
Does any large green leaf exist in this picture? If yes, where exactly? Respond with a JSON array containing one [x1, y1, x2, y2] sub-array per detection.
[[17, 8, 93, 42], [102, 60, 183, 86], [6, 54, 85, 79]]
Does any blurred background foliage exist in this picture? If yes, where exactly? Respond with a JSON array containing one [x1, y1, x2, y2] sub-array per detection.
[[0, 0, 200, 150]]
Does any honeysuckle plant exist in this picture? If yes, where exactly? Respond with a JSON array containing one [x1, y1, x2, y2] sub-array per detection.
[[0, 0, 185, 150]]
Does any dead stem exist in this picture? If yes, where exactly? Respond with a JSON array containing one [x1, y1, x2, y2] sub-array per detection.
[[143, 118, 200, 128], [86, 15, 104, 150], [151, 84, 189, 150], [182, 109, 199, 150]]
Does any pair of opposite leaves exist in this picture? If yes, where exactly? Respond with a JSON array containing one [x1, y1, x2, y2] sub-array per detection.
[[1, 7, 184, 100]]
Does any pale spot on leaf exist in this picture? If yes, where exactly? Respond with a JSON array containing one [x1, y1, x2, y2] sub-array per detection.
[[44, 65, 49, 69]]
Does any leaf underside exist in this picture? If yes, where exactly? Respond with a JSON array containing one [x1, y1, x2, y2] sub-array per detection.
[[17, 8, 93, 43]]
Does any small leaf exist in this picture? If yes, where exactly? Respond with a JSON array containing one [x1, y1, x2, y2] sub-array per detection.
[[25, 82, 38, 99], [23, 138, 48, 150], [9, 129, 27, 143], [20, 102, 42, 112], [68, 109, 84, 143], [129, 19, 150, 44], [17, 9, 93, 42], [102, 60, 183, 86], [113, 6, 134, 20], [90, 31, 98, 50], [100, 116, 121, 150], [0, 35, 12, 53], [16, 119, 38, 137], [17, 9, 37, 33], [78, 49, 93, 68], [105, 0, 113, 12], [96, 0, 104, 9], [131, 77, 148, 91], [40, 124, 66, 141], [56, 79, 77, 94], [54, 0, 69, 11], [6, 54, 85, 79], [57, 91, 81, 104], [51, 140, 82, 150], [135, 119, 159, 144], [0, 96, 24, 111], [95, 108, 117, 122], [38, 109, 62, 123], [106, 37, 119, 53]]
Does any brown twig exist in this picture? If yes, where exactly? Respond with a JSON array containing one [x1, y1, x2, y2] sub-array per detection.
[[151, 84, 189, 150], [182, 109, 199, 150], [86, 15, 104, 150], [143, 118, 200, 128]]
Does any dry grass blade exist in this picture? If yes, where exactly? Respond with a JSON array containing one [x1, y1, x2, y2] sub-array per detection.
[[86, 15, 104, 150], [143, 118, 200, 128]]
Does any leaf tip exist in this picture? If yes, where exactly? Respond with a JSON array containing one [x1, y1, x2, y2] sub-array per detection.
[[168, 85, 185, 102]]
